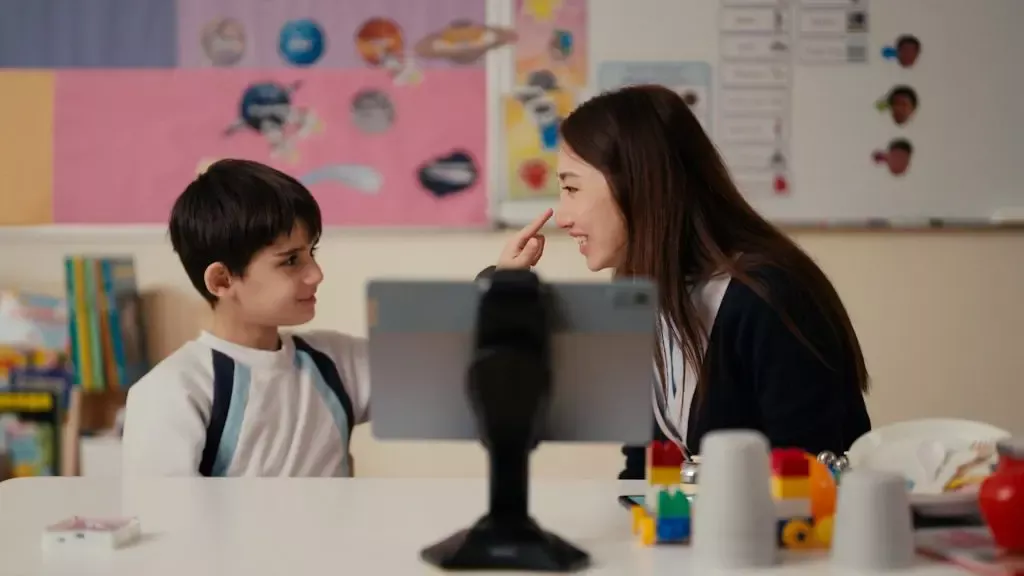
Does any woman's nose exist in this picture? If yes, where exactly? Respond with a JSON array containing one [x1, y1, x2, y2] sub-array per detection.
[[554, 207, 573, 229]]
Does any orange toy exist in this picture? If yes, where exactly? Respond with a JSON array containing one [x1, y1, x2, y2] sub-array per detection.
[[806, 453, 837, 520]]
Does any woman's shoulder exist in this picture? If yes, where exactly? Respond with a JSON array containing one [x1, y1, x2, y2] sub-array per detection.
[[714, 263, 838, 352], [719, 263, 811, 320]]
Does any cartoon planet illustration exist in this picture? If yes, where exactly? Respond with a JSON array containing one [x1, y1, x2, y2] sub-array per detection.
[[350, 89, 395, 134], [355, 17, 405, 66], [414, 20, 517, 65], [227, 81, 301, 134], [201, 18, 246, 66], [279, 19, 326, 66], [418, 150, 479, 197]]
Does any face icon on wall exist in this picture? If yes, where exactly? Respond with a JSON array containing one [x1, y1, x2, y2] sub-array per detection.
[[883, 34, 921, 68], [886, 86, 918, 126], [896, 35, 921, 68], [201, 18, 246, 66], [872, 138, 913, 176]]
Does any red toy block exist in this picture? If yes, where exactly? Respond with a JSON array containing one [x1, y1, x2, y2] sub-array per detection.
[[771, 448, 810, 478], [648, 440, 684, 468]]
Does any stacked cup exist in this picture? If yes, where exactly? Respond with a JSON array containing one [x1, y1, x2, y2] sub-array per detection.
[[831, 469, 916, 570], [692, 430, 778, 570]]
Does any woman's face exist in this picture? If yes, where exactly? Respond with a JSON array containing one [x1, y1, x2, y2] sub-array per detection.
[[555, 145, 627, 271]]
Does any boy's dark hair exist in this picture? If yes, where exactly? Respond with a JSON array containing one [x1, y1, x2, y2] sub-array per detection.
[[169, 159, 322, 304], [888, 85, 918, 107], [896, 35, 920, 50], [889, 138, 913, 154]]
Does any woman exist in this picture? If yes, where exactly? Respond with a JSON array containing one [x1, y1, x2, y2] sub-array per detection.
[[485, 85, 871, 479]]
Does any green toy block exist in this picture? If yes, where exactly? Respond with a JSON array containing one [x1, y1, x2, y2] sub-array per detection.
[[658, 489, 690, 519]]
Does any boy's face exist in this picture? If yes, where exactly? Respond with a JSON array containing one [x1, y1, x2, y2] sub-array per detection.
[[229, 224, 323, 327]]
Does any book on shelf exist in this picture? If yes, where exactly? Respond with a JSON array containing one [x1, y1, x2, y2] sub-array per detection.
[[64, 255, 149, 392], [0, 389, 61, 478]]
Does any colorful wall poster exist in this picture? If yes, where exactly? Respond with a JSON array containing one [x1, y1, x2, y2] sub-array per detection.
[[0, 0, 508, 227], [53, 68, 488, 226], [503, 86, 576, 200], [514, 0, 589, 90], [597, 61, 713, 132]]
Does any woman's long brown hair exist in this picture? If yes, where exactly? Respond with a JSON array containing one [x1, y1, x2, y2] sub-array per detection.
[[559, 84, 869, 402]]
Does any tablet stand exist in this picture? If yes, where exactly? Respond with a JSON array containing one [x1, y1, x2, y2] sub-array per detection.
[[420, 270, 590, 573]]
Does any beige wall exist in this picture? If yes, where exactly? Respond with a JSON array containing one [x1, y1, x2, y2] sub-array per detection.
[[1, 229, 1021, 478]]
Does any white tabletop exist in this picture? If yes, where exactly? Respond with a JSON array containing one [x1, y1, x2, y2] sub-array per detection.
[[0, 477, 968, 576]]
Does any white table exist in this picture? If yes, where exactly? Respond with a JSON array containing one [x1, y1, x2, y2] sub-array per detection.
[[0, 477, 968, 575]]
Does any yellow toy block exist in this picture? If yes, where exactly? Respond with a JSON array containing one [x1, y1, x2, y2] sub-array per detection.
[[639, 516, 657, 546], [771, 476, 810, 499], [631, 506, 648, 535], [648, 465, 681, 485]]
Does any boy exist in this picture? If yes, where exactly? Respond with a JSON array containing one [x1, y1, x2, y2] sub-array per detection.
[[121, 159, 369, 477]]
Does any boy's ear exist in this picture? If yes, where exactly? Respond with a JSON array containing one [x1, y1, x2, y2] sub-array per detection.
[[203, 262, 234, 300]]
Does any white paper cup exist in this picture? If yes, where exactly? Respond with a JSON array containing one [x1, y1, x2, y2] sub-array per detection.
[[831, 469, 915, 571], [692, 430, 778, 569]]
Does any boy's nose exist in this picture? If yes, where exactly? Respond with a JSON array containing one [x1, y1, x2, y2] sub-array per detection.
[[307, 262, 324, 285]]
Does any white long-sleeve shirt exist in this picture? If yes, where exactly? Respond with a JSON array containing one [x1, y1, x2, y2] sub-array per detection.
[[121, 330, 370, 477]]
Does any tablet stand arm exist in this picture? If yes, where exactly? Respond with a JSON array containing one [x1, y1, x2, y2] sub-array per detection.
[[419, 269, 590, 572]]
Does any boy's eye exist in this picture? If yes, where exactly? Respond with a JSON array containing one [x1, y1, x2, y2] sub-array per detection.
[[283, 255, 299, 266]]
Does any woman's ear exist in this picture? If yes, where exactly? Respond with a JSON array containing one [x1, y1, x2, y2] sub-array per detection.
[[203, 262, 233, 301]]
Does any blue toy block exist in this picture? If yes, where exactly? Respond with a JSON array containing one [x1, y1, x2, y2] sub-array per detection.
[[655, 516, 690, 543]]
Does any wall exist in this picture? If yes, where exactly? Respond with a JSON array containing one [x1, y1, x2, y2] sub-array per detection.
[[1, 228, 1021, 478]]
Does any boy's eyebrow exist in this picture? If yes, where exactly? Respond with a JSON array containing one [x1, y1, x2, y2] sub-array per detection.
[[274, 247, 302, 257], [557, 171, 578, 181]]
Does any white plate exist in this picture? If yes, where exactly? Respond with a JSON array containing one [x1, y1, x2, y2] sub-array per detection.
[[847, 418, 1010, 517]]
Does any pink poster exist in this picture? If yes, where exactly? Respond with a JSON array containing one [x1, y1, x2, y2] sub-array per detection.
[[53, 68, 487, 226]]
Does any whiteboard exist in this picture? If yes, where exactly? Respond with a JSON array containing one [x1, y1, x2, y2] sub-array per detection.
[[488, 0, 1024, 227]]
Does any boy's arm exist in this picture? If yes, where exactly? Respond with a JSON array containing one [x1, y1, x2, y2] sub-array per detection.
[[121, 374, 208, 476], [296, 330, 371, 424]]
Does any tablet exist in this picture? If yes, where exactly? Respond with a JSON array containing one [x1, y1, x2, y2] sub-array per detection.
[[367, 278, 657, 443]]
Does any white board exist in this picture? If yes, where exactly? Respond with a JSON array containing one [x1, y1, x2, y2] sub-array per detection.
[[488, 0, 1024, 227]]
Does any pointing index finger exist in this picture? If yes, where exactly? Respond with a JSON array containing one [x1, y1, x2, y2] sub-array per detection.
[[516, 209, 553, 245]]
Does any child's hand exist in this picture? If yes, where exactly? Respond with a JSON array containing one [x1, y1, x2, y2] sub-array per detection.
[[497, 209, 552, 269]]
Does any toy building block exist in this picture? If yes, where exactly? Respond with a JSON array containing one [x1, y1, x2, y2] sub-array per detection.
[[646, 441, 684, 485], [633, 486, 692, 546], [656, 516, 689, 543], [638, 514, 658, 546], [649, 465, 681, 485], [770, 448, 812, 499], [771, 474, 811, 499], [658, 489, 690, 519], [772, 448, 810, 477]]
